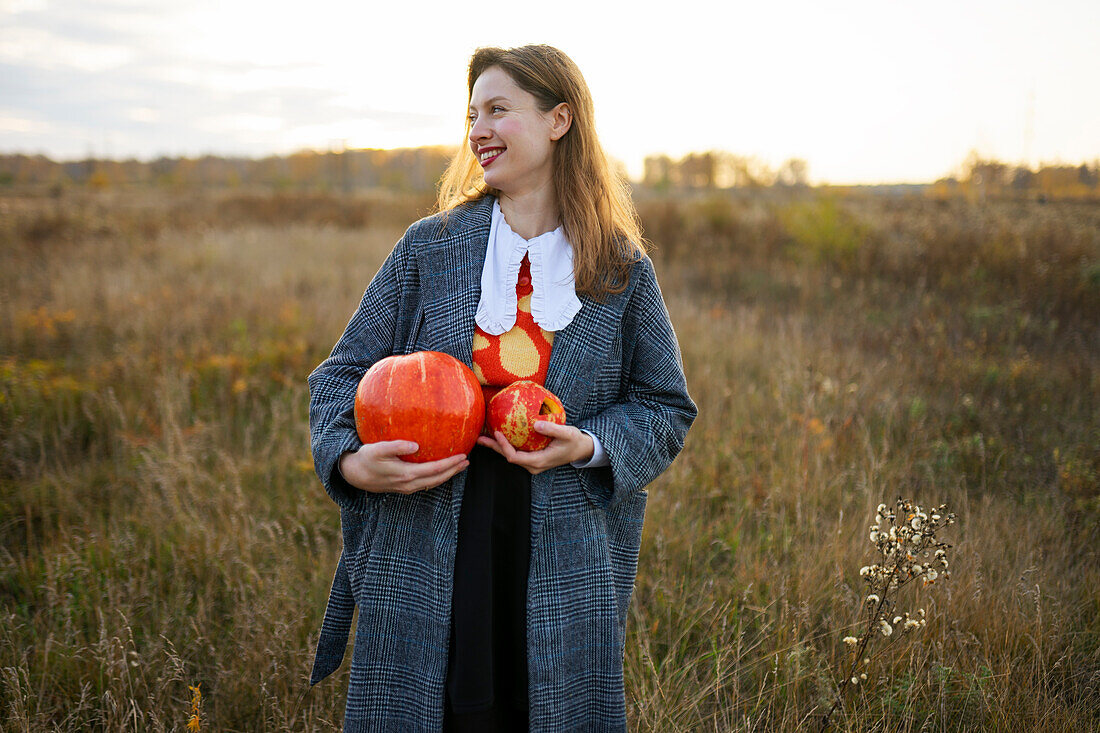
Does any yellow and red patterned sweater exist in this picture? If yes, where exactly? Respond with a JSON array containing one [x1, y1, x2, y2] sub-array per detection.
[[472, 253, 554, 407]]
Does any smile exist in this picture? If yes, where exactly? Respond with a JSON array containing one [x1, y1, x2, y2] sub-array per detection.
[[478, 148, 504, 166]]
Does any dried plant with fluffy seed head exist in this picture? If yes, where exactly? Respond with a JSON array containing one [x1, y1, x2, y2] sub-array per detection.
[[819, 498, 956, 731]]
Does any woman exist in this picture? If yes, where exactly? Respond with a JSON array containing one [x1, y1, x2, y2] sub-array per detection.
[[308, 44, 696, 732]]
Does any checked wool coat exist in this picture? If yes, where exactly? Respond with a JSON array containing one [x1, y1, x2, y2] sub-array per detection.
[[308, 194, 696, 732]]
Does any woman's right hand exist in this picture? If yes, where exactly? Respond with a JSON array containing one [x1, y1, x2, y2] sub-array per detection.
[[338, 442, 470, 495]]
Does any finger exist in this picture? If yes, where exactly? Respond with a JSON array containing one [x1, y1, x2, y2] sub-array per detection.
[[377, 452, 464, 487], [476, 435, 504, 453], [493, 431, 520, 462], [516, 432, 565, 459], [397, 453, 469, 477], [395, 457, 470, 494], [371, 440, 421, 457], [507, 452, 549, 475], [422, 458, 470, 490], [499, 443, 555, 473], [531, 420, 572, 438], [405, 470, 466, 493], [511, 440, 576, 474]]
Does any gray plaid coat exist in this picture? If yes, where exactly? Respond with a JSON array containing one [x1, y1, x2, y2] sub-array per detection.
[[308, 194, 696, 732]]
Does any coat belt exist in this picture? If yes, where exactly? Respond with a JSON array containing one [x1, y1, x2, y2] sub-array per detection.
[[310, 553, 355, 686]]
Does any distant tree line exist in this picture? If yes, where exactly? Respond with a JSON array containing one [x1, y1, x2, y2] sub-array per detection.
[[2, 146, 1097, 200], [931, 151, 1100, 201], [0, 147, 454, 193], [642, 152, 810, 189], [0, 147, 813, 193], [643, 150, 1100, 200]]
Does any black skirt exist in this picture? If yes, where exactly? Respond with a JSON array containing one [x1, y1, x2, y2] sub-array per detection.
[[444, 445, 531, 732]]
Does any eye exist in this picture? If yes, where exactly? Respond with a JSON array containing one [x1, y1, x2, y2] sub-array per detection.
[[491, 105, 505, 114]]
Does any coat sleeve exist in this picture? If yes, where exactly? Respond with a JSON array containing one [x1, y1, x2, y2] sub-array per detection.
[[307, 231, 419, 514], [575, 257, 697, 510]]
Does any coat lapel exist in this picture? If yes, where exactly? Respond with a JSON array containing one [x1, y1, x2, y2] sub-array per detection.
[[415, 196, 494, 365], [543, 290, 629, 419], [534, 280, 631, 531]]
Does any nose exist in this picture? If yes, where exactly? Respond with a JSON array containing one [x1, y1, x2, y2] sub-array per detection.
[[469, 114, 490, 144]]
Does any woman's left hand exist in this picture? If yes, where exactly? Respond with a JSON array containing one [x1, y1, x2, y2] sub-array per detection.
[[476, 421, 594, 475]]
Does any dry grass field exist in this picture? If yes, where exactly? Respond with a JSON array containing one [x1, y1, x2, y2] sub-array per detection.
[[1, 186, 1098, 731]]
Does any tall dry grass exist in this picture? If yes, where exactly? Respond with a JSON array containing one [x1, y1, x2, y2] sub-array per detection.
[[1, 188, 1097, 731]]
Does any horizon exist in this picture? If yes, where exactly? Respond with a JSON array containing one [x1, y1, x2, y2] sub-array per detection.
[[7, 144, 1095, 188], [3, 0, 1098, 186]]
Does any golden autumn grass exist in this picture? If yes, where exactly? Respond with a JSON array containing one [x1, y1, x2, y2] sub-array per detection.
[[1, 187, 1098, 731]]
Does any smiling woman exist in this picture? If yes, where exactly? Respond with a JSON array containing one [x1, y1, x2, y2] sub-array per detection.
[[306, 44, 696, 732]]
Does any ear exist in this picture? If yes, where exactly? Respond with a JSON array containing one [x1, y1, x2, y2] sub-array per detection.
[[547, 102, 573, 141]]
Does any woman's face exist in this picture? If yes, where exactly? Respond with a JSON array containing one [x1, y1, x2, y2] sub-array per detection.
[[467, 66, 569, 198]]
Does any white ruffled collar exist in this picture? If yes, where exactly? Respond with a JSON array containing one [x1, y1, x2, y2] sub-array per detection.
[[475, 198, 582, 335]]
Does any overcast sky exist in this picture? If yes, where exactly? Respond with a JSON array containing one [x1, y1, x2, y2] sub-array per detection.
[[2, 0, 1097, 184]]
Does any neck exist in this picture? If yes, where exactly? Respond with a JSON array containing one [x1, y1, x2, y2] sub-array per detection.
[[497, 182, 560, 240]]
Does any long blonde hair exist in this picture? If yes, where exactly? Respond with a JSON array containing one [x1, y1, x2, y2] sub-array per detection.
[[436, 45, 646, 298]]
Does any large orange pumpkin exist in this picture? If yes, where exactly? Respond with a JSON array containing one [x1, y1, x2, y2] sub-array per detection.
[[354, 351, 485, 463]]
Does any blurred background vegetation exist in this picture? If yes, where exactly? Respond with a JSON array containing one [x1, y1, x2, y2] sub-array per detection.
[[1, 149, 1098, 730], [4, 146, 1099, 202]]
